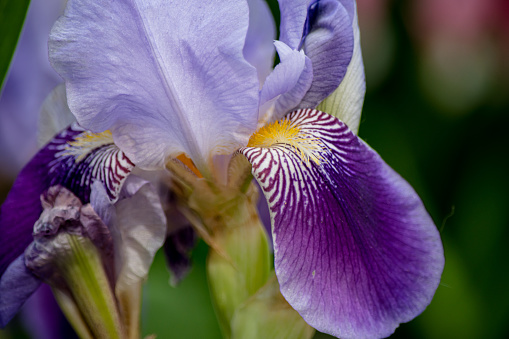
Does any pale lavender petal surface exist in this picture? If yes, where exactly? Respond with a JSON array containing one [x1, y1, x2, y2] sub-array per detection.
[[244, 0, 277, 85], [317, 2, 365, 135], [49, 0, 259, 170], [0, 125, 134, 278], [0, 255, 41, 327], [298, 0, 354, 108], [259, 41, 313, 122], [278, 0, 355, 109], [112, 176, 167, 291], [278, 0, 310, 49], [240, 109, 444, 338], [0, 0, 64, 176]]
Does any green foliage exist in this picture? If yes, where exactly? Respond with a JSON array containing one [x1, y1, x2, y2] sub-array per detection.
[[0, 0, 30, 91]]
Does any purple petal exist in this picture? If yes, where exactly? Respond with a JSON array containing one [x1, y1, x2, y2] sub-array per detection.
[[91, 175, 166, 290], [260, 42, 313, 121], [111, 175, 167, 291], [278, 0, 355, 108], [240, 109, 444, 338], [298, 0, 354, 108], [244, 0, 277, 85], [20, 284, 78, 339], [0, 255, 41, 327], [49, 0, 260, 171], [316, 1, 365, 134], [0, 125, 133, 278], [0, 0, 64, 176], [278, 0, 310, 49], [163, 226, 196, 286]]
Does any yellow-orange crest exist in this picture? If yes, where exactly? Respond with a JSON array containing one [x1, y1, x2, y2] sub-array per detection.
[[247, 119, 324, 165], [65, 130, 114, 162]]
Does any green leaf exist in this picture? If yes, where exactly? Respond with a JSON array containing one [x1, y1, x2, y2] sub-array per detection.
[[0, 0, 30, 91]]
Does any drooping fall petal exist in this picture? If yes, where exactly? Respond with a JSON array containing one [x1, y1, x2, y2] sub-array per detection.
[[240, 109, 444, 338], [0, 124, 134, 279]]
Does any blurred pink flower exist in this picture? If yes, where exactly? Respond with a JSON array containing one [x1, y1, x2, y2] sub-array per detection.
[[409, 0, 504, 114], [356, 0, 395, 88]]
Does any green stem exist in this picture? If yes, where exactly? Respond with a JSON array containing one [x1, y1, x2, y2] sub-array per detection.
[[206, 187, 271, 338]]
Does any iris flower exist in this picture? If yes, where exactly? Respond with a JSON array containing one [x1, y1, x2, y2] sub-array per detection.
[[0, 85, 167, 336], [2, 0, 444, 338]]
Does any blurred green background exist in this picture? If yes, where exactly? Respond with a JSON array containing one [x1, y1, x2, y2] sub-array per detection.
[[2, 0, 509, 338]]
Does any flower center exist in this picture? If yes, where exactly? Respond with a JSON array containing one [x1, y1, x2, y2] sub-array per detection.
[[65, 130, 114, 162], [247, 119, 324, 165]]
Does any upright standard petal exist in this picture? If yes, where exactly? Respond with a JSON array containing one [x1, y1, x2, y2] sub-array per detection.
[[259, 42, 313, 122], [240, 109, 444, 338], [317, 1, 365, 134], [244, 0, 277, 85], [49, 0, 260, 171], [278, 0, 355, 108], [278, 0, 310, 49], [0, 125, 134, 278], [298, 0, 354, 108]]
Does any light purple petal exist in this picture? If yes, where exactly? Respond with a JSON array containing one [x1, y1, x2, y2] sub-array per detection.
[[317, 1, 365, 134], [113, 176, 167, 291], [38, 84, 76, 147], [0, 0, 64, 176], [0, 255, 41, 327], [0, 125, 133, 278], [240, 109, 444, 338], [278, 0, 356, 109], [244, 0, 277, 85], [49, 0, 260, 171], [91, 175, 166, 291], [298, 0, 354, 108], [260, 41, 313, 122], [278, 0, 310, 49]]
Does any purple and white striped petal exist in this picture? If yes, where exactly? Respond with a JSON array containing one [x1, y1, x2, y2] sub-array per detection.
[[0, 124, 134, 279], [240, 109, 444, 338], [49, 0, 259, 171]]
